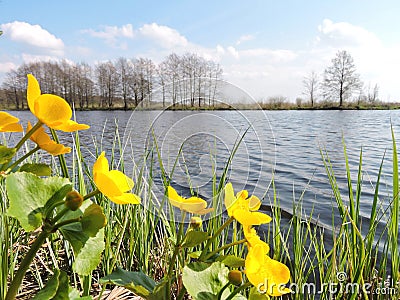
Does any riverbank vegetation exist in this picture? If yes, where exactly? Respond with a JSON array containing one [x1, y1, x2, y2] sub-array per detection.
[[1, 50, 397, 111], [1, 75, 399, 299]]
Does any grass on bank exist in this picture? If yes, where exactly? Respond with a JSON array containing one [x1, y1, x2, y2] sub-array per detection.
[[1, 122, 400, 299]]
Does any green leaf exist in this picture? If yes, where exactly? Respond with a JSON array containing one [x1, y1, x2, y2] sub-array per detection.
[[32, 269, 70, 300], [81, 203, 107, 237], [100, 267, 156, 298], [6, 172, 70, 231], [20, 163, 52, 176], [147, 280, 169, 300], [188, 251, 202, 259], [72, 228, 105, 276], [248, 287, 270, 300], [68, 287, 93, 300], [43, 184, 73, 217], [216, 255, 245, 268], [59, 201, 106, 276], [182, 262, 231, 299], [181, 231, 210, 248], [0, 145, 16, 164]]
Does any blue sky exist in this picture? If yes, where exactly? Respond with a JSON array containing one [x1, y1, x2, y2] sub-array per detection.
[[1, 0, 400, 101]]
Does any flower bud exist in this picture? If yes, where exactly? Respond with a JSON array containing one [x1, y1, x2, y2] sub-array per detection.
[[190, 216, 202, 229], [228, 270, 243, 286], [65, 191, 83, 211]]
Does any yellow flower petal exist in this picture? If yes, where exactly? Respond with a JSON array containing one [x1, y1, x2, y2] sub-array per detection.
[[243, 225, 270, 253], [248, 195, 262, 211], [245, 244, 291, 297], [26, 74, 89, 132], [95, 172, 124, 196], [224, 182, 236, 216], [110, 193, 141, 205], [109, 170, 134, 191], [167, 186, 212, 214], [35, 94, 72, 124], [93, 152, 140, 205], [93, 152, 109, 177], [51, 119, 90, 132], [0, 111, 23, 132], [39, 142, 71, 155], [27, 74, 40, 115], [28, 122, 71, 156], [224, 183, 272, 226]]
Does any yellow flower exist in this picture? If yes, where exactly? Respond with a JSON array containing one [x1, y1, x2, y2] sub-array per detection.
[[167, 186, 213, 215], [243, 225, 270, 253], [245, 244, 291, 296], [224, 183, 272, 226], [28, 122, 71, 155], [93, 152, 141, 205], [27, 74, 89, 132], [0, 111, 23, 132]]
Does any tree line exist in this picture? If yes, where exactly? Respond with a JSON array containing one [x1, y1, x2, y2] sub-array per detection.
[[0, 53, 223, 110], [301, 50, 380, 108]]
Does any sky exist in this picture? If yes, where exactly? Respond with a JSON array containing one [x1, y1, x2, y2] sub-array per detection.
[[1, 0, 400, 102]]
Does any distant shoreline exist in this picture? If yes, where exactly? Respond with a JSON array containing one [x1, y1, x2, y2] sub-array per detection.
[[3, 105, 400, 112]]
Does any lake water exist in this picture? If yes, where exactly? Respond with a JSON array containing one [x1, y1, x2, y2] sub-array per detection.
[[8, 109, 400, 238]]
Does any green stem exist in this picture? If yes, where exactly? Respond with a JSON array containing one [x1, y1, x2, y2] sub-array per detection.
[[5, 227, 51, 300], [217, 282, 231, 300], [166, 212, 186, 299], [205, 239, 246, 260], [225, 282, 251, 300], [52, 207, 70, 224], [5, 146, 40, 172], [14, 121, 43, 152], [199, 216, 234, 261], [83, 189, 101, 201], [53, 217, 82, 230]]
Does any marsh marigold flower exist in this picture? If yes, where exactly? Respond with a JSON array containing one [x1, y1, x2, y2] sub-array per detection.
[[243, 225, 270, 253], [93, 152, 140, 205], [224, 183, 271, 226], [167, 186, 213, 215], [27, 74, 89, 132], [0, 111, 23, 132], [245, 244, 291, 296], [28, 122, 71, 155]]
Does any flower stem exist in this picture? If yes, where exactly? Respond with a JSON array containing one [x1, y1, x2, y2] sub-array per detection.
[[52, 207, 70, 224], [225, 282, 252, 300], [14, 121, 43, 152], [83, 189, 101, 201], [205, 239, 246, 260], [5, 146, 40, 173], [5, 227, 51, 300], [53, 217, 82, 230], [198, 216, 234, 261], [217, 282, 231, 300], [166, 212, 186, 299]]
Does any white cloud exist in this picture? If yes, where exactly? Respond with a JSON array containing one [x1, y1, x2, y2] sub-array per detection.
[[83, 24, 134, 40], [236, 34, 255, 45], [1, 21, 64, 55], [82, 24, 134, 48], [21, 53, 63, 64], [0, 61, 16, 73], [241, 48, 297, 63], [138, 23, 188, 49], [317, 18, 381, 48], [227, 46, 239, 59]]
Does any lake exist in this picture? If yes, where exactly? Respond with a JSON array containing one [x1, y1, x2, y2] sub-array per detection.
[[9, 109, 400, 237]]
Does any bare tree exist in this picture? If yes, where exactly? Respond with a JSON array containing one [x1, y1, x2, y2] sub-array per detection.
[[95, 61, 118, 108], [116, 57, 134, 110], [302, 71, 319, 107], [2, 69, 25, 109], [322, 50, 362, 107]]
